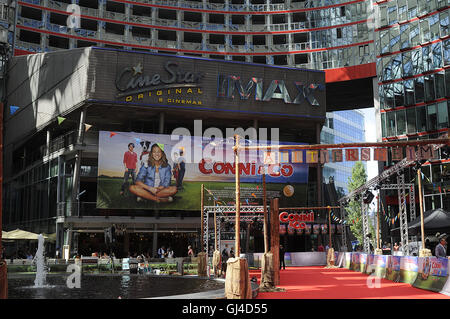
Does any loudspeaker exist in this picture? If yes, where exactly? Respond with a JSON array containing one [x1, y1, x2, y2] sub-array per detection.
[[363, 191, 375, 204]]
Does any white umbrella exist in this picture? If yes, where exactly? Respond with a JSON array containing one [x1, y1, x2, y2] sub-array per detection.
[[3, 229, 48, 240]]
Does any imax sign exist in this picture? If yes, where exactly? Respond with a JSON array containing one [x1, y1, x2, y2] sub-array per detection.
[[217, 75, 325, 106]]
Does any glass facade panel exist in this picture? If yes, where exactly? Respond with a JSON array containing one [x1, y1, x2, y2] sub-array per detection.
[[387, 111, 396, 136], [435, 72, 445, 98], [440, 11, 449, 38], [423, 45, 433, 73], [432, 42, 442, 69], [437, 101, 449, 129], [385, 84, 395, 108], [404, 79, 415, 105], [409, 21, 420, 47], [424, 75, 435, 101], [398, 0, 408, 21], [390, 27, 400, 52], [402, 51, 413, 77], [444, 39, 450, 65], [380, 30, 390, 55], [406, 107, 417, 133], [414, 77, 424, 103], [388, 3, 398, 25], [408, 0, 418, 20], [400, 24, 410, 49], [412, 48, 423, 74], [396, 109, 406, 135], [381, 112, 387, 137], [416, 106, 427, 132], [427, 104, 437, 131], [420, 18, 431, 43], [394, 82, 404, 106]]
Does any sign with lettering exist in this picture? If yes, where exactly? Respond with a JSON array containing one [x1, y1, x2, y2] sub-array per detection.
[[96, 50, 325, 118], [279, 211, 314, 229], [264, 145, 441, 164]]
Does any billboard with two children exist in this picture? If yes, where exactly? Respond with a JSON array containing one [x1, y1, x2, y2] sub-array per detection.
[[96, 131, 309, 211]]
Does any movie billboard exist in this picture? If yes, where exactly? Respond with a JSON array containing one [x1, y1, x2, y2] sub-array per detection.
[[97, 131, 309, 210]]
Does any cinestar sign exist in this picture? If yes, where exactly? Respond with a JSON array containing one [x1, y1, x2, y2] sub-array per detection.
[[217, 75, 324, 106], [116, 61, 203, 98]]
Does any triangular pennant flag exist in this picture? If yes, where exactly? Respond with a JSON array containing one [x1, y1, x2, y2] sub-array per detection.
[[9, 105, 19, 115], [110, 132, 117, 138], [57, 116, 66, 125], [251, 193, 256, 198], [84, 123, 92, 131], [246, 199, 249, 205], [157, 143, 164, 151], [135, 137, 141, 144]]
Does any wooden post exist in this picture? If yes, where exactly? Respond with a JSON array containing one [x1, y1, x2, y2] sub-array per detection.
[[235, 135, 241, 256], [328, 206, 332, 249], [263, 173, 269, 254], [271, 198, 280, 285], [377, 195, 380, 250], [418, 168, 426, 250], [201, 183, 204, 252], [214, 208, 217, 251]]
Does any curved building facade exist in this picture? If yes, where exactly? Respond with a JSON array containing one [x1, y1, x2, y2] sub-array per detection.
[[14, 0, 375, 74], [374, 0, 450, 213]]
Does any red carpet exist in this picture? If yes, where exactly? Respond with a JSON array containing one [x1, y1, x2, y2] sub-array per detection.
[[250, 267, 450, 299]]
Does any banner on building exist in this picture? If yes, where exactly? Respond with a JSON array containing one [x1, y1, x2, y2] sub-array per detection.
[[97, 131, 308, 210]]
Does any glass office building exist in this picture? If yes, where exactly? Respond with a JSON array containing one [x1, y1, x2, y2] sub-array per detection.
[[13, 0, 374, 70], [375, 0, 449, 211], [321, 110, 366, 196]]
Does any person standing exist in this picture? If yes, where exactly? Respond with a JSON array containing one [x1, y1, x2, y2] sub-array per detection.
[[229, 247, 235, 258], [157, 246, 166, 259], [435, 234, 447, 258], [121, 143, 138, 195], [187, 245, 194, 257], [167, 247, 174, 258], [279, 244, 286, 270]]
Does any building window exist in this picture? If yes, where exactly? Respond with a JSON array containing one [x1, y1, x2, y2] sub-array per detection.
[[396, 110, 406, 135], [404, 79, 415, 106], [414, 77, 424, 103], [416, 106, 427, 132], [406, 107, 416, 133], [427, 104, 438, 131], [437, 101, 449, 129], [387, 111, 396, 136]]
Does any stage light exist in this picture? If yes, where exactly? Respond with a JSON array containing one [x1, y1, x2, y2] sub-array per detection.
[[363, 190, 375, 204]]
